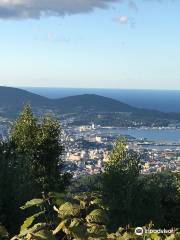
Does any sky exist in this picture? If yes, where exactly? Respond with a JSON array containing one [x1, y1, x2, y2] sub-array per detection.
[[0, 0, 179, 90]]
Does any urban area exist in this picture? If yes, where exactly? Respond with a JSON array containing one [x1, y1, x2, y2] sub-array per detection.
[[1, 116, 180, 179]]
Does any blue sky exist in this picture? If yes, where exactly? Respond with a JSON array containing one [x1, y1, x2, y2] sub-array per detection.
[[0, 0, 179, 89]]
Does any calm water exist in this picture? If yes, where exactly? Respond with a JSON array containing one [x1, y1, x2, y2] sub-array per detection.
[[96, 128, 180, 143]]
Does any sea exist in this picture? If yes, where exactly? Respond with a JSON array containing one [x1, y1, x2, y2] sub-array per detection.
[[97, 128, 180, 143]]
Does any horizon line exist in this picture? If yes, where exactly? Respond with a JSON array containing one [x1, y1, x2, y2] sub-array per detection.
[[1, 85, 180, 92]]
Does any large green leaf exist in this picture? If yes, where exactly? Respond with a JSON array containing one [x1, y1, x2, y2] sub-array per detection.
[[20, 199, 44, 210], [20, 211, 45, 233], [19, 223, 47, 238]]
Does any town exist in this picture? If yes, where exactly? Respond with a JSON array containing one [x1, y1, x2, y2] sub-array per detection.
[[1, 117, 180, 178], [62, 123, 180, 177]]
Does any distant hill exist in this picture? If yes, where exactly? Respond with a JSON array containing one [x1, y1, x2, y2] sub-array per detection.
[[0, 86, 180, 123], [0, 86, 52, 117], [55, 94, 137, 113], [24, 87, 180, 113], [0, 87, 138, 116], [0, 86, 51, 107]]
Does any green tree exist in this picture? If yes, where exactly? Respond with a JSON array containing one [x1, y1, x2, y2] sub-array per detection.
[[11, 105, 71, 195], [0, 106, 71, 235], [102, 139, 141, 230], [0, 141, 23, 234], [133, 172, 180, 228]]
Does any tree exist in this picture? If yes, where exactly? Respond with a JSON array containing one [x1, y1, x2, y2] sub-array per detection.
[[133, 172, 180, 228], [11, 105, 71, 196], [0, 141, 23, 234], [102, 139, 141, 230], [0, 106, 71, 235]]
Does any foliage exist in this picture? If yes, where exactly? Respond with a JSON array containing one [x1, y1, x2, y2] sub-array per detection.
[[0, 141, 23, 234], [68, 174, 102, 194], [10, 193, 180, 240], [0, 106, 71, 234], [11, 192, 108, 240], [132, 172, 180, 228], [101, 139, 180, 230], [11, 105, 71, 194], [102, 139, 141, 230], [0, 107, 180, 238]]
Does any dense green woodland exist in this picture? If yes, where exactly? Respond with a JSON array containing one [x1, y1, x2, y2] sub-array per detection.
[[0, 106, 179, 239]]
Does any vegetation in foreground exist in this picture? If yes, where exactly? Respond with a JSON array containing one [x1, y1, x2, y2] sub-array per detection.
[[0, 106, 179, 239]]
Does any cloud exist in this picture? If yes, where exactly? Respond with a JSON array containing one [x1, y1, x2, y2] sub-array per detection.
[[0, 0, 174, 20], [0, 0, 120, 19], [114, 15, 129, 25], [47, 32, 70, 43]]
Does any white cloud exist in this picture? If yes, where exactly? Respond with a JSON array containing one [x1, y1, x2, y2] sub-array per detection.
[[0, 0, 120, 19], [114, 15, 129, 25]]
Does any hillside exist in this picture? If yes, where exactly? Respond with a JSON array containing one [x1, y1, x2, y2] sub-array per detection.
[[0, 86, 52, 107], [55, 94, 137, 113], [0, 87, 138, 116], [0, 86, 180, 124], [0, 86, 53, 116]]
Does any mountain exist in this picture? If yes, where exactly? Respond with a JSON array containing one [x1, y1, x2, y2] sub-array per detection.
[[0, 86, 53, 117], [0, 86, 52, 107], [23, 88, 180, 113], [0, 86, 180, 124], [0, 87, 138, 115], [55, 94, 137, 113]]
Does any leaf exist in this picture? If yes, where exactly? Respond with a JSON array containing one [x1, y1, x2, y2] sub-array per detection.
[[19, 223, 47, 237], [86, 209, 108, 224], [53, 221, 65, 235], [69, 218, 87, 239], [20, 211, 45, 233], [121, 232, 136, 240], [90, 198, 105, 209], [87, 224, 107, 238], [58, 202, 81, 218], [150, 233, 161, 240], [73, 195, 87, 209], [20, 199, 44, 210], [33, 230, 56, 240]]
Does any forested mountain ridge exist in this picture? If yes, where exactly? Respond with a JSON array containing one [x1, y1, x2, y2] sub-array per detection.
[[0, 86, 139, 116], [1, 86, 180, 125]]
